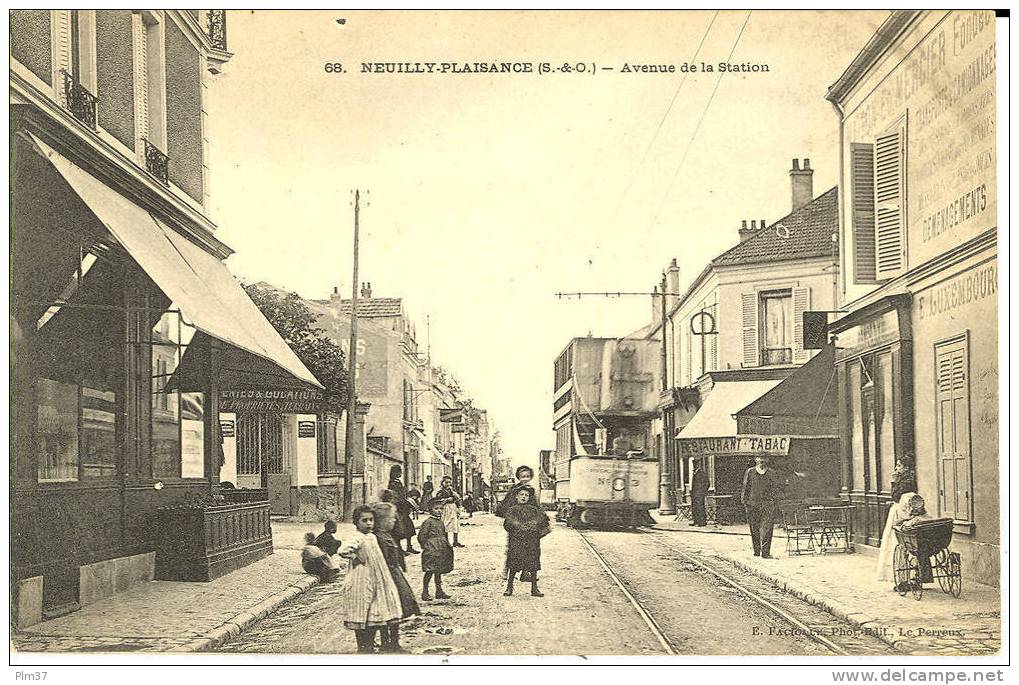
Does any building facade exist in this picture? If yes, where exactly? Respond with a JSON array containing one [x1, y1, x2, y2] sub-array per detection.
[[11, 10, 321, 624], [826, 10, 998, 585], [647, 162, 840, 511]]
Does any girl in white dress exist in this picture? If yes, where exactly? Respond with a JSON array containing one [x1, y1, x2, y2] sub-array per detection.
[[337, 505, 403, 653]]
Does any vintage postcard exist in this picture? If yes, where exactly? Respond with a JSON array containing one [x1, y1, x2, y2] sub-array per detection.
[[8, 7, 1006, 674]]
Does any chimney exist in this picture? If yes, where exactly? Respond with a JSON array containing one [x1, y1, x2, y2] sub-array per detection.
[[651, 284, 663, 326], [790, 157, 813, 211], [330, 285, 343, 302], [666, 258, 680, 302], [738, 219, 760, 243], [360, 282, 372, 299]]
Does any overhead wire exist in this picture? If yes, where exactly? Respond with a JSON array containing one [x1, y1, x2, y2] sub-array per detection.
[[650, 10, 753, 227], [611, 11, 720, 217]]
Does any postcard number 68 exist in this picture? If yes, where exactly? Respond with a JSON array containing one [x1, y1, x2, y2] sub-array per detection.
[[324, 63, 345, 73]]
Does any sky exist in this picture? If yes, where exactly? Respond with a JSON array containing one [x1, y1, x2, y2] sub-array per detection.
[[207, 10, 888, 467]]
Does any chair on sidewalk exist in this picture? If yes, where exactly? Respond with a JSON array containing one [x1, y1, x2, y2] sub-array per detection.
[[782, 505, 815, 556]]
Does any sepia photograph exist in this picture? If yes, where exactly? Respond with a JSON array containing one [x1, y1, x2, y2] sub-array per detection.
[[7, 6, 1006, 674]]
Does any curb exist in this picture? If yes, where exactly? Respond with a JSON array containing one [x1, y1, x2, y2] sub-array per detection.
[[183, 575, 321, 652], [721, 555, 909, 653], [652, 525, 751, 537]]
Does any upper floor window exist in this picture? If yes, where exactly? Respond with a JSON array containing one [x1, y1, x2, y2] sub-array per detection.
[[60, 10, 98, 130], [850, 115, 907, 283], [741, 287, 812, 367]]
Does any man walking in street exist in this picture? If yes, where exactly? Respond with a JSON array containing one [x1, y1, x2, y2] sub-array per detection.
[[740, 456, 784, 558], [690, 461, 709, 527]]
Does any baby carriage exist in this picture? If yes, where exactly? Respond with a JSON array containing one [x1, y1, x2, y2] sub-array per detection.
[[892, 518, 962, 600]]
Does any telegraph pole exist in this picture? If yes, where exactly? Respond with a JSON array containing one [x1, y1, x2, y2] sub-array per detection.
[[342, 190, 361, 520]]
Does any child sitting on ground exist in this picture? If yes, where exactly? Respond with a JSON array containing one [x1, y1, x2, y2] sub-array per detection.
[[314, 520, 341, 555], [417, 499, 454, 601], [301, 532, 339, 582]]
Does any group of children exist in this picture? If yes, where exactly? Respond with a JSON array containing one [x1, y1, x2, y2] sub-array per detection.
[[297, 464, 549, 654]]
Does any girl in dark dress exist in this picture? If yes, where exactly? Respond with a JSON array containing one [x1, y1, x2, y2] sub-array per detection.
[[417, 499, 454, 600], [387, 465, 419, 555], [370, 501, 420, 653], [503, 488, 550, 597]]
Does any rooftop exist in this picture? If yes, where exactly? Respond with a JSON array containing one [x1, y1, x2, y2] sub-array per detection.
[[712, 186, 839, 267]]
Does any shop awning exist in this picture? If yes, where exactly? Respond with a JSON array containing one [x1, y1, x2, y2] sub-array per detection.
[[735, 344, 838, 437], [27, 134, 322, 390], [675, 380, 782, 440]]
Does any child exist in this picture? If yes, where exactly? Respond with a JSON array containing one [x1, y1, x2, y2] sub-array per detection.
[[503, 488, 550, 597], [496, 465, 538, 517], [433, 476, 465, 547], [314, 520, 341, 556], [417, 499, 454, 601], [301, 532, 339, 582], [336, 505, 403, 653], [370, 501, 420, 653]]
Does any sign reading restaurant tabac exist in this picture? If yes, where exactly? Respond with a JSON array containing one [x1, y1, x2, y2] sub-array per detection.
[[678, 436, 791, 458], [219, 389, 324, 413]]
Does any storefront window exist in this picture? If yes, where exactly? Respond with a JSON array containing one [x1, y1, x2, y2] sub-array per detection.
[[849, 362, 865, 492], [150, 307, 205, 479], [23, 243, 124, 483], [876, 352, 895, 491]]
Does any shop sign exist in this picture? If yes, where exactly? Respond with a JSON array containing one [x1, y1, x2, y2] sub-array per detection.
[[678, 435, 791, 457], [439, 407, 464, 423], [451, 423, 466, 433], [219, 388, 324, 413], [298, 421, 316, 438], [835, 310, 900, 360], [916, 263, 996, 322], [219, 419, 235, 438]]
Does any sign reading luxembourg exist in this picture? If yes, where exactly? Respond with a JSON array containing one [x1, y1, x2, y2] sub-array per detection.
[[678, 435, 791, 457], [219, 389, 324, 413]]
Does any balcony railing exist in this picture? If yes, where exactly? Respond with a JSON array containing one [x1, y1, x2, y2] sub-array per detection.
[[61, 70, 97, 130], [143, 139, 170, 186], [207, 10, 227, 51]]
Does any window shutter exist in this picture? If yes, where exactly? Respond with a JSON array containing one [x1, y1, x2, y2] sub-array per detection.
[[52, 10, 72, 103], [741, 292, 759, 367], [935, 339, 971, 521], [792, 287, 811, 362], [132, 12, 148, 149], [851, 143, 877, 283], [874, 120, 906, 280]]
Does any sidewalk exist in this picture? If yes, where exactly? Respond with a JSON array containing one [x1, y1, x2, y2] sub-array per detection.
[[12, 520, 356, 654], [652, 514, 1001, 656]]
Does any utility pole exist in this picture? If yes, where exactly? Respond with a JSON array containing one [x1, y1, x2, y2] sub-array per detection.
[[658, 273, 676, 515], [342, 189, 361, 520]]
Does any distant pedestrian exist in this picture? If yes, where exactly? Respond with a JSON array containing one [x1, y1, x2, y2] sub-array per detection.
[[387, 465, 420, 555], [301, 532, 339, 582], [336, 505, 403, 653], [502, 488, 550, 597], [421, 476, 434, 511], [371, 501, 420, 653], [463, 494, 476, 517], [417, 499, 454, 601], [314, 520, 341, 555], [690, 462, 709, 527], [740, 456, 784, 559], [434, 476, 465, 547], [407, 483, 422, 520]]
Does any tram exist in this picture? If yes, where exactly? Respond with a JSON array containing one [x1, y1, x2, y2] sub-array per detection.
[[555, 449, 659, 529]]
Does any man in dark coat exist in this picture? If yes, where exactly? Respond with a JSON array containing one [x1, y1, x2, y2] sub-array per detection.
[[740, 456, 785, 558], [690, 462, 710, 527], [387, 465, 420, 555]]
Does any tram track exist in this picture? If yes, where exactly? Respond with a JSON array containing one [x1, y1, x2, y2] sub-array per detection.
[[577, 527, 896, 656]]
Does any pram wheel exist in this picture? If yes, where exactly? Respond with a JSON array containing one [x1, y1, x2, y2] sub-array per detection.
[[892, 544, 914, 597], [947, 552, 962, 598]]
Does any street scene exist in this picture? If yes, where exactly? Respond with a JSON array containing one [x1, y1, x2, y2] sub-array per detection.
[[9, 8, 1004, 668]]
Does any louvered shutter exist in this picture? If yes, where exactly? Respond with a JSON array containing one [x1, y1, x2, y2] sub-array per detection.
[[741, 292, 759, 367], [132, 12, 148, 149], [53, 10, 73, 103], [935, 340, 971, 521], [874, 120, 906, 280], [792, 287, 811, 362], [851, 143, 877, 283]]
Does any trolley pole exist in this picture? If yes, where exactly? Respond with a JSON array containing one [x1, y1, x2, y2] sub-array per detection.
[[342, 190, 361, 520], [658, 273, 676, 515]]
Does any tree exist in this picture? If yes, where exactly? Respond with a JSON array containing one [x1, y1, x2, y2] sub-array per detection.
[[244, 283, 350, 414]]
